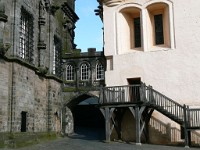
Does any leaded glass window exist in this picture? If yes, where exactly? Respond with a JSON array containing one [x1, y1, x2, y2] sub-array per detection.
[[53, 36, 62, 77], [96, 62, 104, 80], [66, 64, 74, 81], [19, 7, 34, 63], [81, 63, 89, 81]]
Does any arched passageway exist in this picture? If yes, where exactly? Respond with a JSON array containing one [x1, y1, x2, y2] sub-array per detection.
[[66, 94, 105, 140]]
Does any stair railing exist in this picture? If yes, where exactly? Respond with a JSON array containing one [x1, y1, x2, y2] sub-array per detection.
[[99, 83, 200, 129], [99, 84, 141, 104], [145, 85, 185, 123], [187, 108, 200, 129]]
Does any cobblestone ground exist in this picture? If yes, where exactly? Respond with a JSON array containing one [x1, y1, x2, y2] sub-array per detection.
[[2, 127, 199, 150]]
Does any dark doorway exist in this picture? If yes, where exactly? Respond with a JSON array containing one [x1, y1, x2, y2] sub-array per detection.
[[21, 111, 27, 132], [127, 78, 141, 102], [127, 77, 141, 85]]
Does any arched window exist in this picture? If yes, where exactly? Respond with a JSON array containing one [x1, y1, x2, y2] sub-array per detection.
[[66, 64, 74, 81], [81, 63, 89, 81], [118, 6, 142, 53], [146, 2, 173, 49], [96, 61, 104, 80]]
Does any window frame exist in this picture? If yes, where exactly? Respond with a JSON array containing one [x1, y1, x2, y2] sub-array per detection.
[[146, 3, 171, 50], [19, 7, 34, 63], [116, 1, 175, 53], [80, 63, 90, 81], [53, 36, 62, 77], [96, 61, 104, 80], [66, 64, 75, 81], [118, 7, 142, 54]]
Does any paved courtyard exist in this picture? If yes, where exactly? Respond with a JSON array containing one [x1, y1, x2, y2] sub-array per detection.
[[2, 127, 199, 150]]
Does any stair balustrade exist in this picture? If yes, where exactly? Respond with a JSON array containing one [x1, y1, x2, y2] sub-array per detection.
[[99, 83, 200, 129]]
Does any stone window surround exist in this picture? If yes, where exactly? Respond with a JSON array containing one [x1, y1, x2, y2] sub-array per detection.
[[80, 62, 90, 81], [116, 0, 175, 54], [66, 64, 75, 81], [53, 36, 62, 77], [96, 61, 104, 80], [19, 7, 34, 63]]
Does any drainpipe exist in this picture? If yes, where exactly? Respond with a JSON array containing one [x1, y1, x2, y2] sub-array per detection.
[[47, 3, 51, 132], [10, 0, 17, 133]]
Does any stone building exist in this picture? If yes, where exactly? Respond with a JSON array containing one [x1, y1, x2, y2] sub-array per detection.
[[0, 0, 78, 137], [62, 48, 106, 135], [98, 0, 200, 146]]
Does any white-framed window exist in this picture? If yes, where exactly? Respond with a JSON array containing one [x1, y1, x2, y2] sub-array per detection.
[[19, 7, 34, 63], [96, 61, 104, 80], [81, 63, 89, 81], [66, 64, 74, 81]]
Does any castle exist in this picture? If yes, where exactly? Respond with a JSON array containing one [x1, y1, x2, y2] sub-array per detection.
[[1, 0, 200, 148]]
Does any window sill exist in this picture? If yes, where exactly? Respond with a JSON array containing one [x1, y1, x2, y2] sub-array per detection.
[[147, 45, 172, 52]]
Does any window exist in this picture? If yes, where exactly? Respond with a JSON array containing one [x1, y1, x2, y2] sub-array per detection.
[[154, 14, 164, 45], [117, 1, 174, 53], [119, 7, 142, 53], [147, 3, 171, 48], [19, 7, 34, 63], [66, 64, 74, 81], [81, 63, 89, 81], [96, 61, 104, 80], [53, 36, 62, 77], [21, 111, 27, 132], [134, 17, 141, 48]]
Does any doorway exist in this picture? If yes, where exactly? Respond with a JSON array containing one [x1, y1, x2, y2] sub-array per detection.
[[21, 111, 27, 132], [127, 78, 141, 102], [127, 77, 141, 85]]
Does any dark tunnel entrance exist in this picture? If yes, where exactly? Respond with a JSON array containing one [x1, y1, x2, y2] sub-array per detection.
[[69, 95, 105, 140]]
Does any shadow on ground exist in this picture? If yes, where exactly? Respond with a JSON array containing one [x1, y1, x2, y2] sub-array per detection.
[[68, 126, 105, 141]]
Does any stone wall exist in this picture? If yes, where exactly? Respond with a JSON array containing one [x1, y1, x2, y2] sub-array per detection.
[[0, 0, 78, 134], [0, 61, 62, 133], [0, 59, 9, 132]]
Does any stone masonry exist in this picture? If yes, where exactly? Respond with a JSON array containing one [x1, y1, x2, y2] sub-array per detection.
[[0, 0, 78, 135]]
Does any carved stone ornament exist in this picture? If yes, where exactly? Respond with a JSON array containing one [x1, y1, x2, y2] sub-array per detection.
[[103, 0, 123, 7], [0, 43, 11, 56]]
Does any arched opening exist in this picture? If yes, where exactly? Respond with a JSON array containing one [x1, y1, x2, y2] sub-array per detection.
[[117, 6, 142, 53], [66, 94, 105, 140], [146, 2, 171, 49]]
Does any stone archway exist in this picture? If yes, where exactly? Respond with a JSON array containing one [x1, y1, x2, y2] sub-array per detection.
[[63, 92, 105, 140]]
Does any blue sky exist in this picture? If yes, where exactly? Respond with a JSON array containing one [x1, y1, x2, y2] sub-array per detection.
[[74, 0, 103, 52]]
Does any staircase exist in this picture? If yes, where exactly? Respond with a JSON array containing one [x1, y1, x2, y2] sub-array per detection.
[[99, 83, 200, 146], [141, 85, 185, 125], [140, 84, 200, 130]]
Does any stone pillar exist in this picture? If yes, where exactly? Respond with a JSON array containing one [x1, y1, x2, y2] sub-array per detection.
[[90, 59, 96, 86], [64, 107, 74, 135]]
